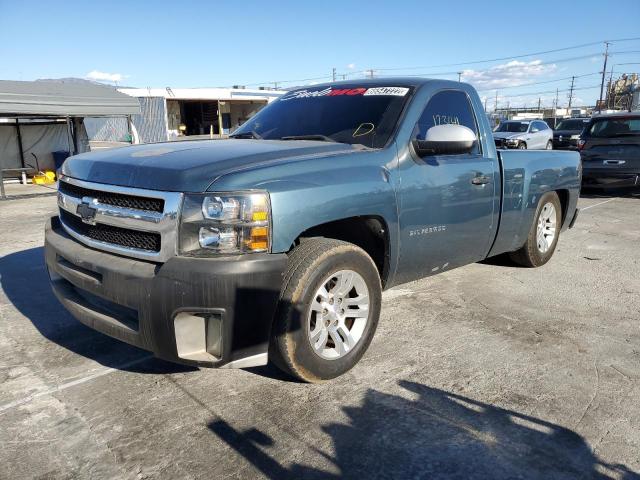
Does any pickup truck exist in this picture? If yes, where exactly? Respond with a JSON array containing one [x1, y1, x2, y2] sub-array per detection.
[[45, 79, 581, 382]]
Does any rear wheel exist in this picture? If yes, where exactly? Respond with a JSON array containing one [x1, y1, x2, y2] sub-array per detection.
[[509, 191, 562, 267], [270, 238, 382, 382], [518, 142, 527, 150]]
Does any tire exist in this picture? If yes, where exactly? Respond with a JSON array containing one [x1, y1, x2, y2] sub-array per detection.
[[518, 142, 527, 150], [509, 191, 562, 267], [546, 140, 553, 150], [270, 238, 382, 382]]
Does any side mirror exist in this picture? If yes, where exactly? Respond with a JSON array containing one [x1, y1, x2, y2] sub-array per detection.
[[412, 124, 477, 157]]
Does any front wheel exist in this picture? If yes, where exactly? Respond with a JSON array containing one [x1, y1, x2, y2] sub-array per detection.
[[518, 142, 527, 150], [509, 192, 562, 267], [270, 238, 382, 382], [546, 140, 553, 150]]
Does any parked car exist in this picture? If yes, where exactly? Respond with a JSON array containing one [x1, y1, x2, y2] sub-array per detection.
[[553, 118, 590, 150], [493, 120, 553, 150], [45, 79, 580, 382], [579, 112, 640, 189]]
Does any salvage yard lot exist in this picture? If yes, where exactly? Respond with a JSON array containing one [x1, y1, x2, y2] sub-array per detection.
[[0, 193, 639, 479]]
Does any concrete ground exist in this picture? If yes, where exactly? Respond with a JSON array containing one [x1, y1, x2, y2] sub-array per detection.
[[0, 192, 638, 479], [0, 181, 57, 200]]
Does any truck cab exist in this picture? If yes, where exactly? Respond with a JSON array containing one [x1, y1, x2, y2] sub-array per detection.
[[45, 79, 580, 381]]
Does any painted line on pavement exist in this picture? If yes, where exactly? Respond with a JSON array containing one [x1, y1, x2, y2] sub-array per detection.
[[0, 355, 153, 415], [580, 198, 616, 211]]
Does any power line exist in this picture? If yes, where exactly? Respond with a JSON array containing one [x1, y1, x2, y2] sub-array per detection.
[[226, 39, 640, 89], [371, 36, 640, 72], [373, 53, 607, 82], [476, 72, 600, 92], [494, 84, 601, 100]]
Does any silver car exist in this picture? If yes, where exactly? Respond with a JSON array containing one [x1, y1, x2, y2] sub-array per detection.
[[493, 120, 553, 150]]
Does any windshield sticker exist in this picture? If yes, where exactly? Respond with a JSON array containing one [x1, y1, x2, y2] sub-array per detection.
[[432, 114, 460, 126], [363, 87, 409, 96], [281, 86, 409, 101]]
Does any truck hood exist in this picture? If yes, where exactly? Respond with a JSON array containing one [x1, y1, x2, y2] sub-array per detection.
[[61, 139, 359, 192], [492, 132, 524, 140]]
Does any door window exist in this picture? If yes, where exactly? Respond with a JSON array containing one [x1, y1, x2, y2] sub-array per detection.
[[414, 90, 480, 154]]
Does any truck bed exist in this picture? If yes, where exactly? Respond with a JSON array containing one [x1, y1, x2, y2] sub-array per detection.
[[488, 149, 581, 257]]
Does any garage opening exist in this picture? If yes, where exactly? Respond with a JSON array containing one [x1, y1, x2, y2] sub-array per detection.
[[181, 101, 223, 136]]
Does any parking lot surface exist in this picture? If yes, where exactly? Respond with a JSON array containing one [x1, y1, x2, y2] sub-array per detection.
[[1, 193, 639, 479]]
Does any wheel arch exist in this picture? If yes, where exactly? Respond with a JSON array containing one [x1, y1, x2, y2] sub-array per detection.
[[291, 216, 391, 288]]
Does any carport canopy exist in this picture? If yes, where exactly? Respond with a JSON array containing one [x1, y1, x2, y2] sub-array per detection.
[[0, 79, 140, 117], [0, 80, 141, 198]]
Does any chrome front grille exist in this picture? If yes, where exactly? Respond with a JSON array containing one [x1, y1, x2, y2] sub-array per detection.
[[57, 175, 182, 262]]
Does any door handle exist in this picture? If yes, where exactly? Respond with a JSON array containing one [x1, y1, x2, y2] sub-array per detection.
[[471, 175, 491, 185]]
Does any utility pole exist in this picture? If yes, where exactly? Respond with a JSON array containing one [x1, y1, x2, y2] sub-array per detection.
[[484, 96, 488, 113], [567, 76, 576, 113], [457, 72, 462, 82], [366, 69, 374, 78], [332, 67, 336, 82], [553, 88, 559, 126], [598, 41, 610, 112], [494, 90, 498, 113], [607, 64, 614, 109], [537, 97, 541, 113], [273, 82, 279, 90]]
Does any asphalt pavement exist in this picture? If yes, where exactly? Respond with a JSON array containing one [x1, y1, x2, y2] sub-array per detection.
[[0, 191, 638, 479]]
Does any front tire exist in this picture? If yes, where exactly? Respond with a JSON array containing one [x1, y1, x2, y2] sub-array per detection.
[[518, 142, 527, 150], [509, 192, 562, 267], [270, 238, 382, 382], [546, 140, 553, 150]]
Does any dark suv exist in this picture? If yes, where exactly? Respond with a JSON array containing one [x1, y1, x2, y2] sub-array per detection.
[[553, 118, 590, 150], [579, 113, 640, 189]]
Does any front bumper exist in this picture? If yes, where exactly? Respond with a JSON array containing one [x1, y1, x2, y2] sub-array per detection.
[[45, 216, 287, 368], [552, 138, 579, 150], [494, 139, 521, 149], [581, 171, 639, 189]]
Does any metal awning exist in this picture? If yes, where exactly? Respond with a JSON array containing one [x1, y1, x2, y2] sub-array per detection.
[[0, 80, 140, 117]]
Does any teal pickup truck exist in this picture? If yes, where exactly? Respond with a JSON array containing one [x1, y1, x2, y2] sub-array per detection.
[[45, 79, 580, 382]]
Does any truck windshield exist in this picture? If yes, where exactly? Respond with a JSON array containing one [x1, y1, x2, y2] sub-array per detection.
[[231, 85, 413, 148], [586, 117, 640, 138], [556, 119, 588, 130], [495, 122, 529, 133]]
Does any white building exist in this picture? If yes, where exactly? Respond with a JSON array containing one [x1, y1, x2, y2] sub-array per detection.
[[85, 86, 283, 144]]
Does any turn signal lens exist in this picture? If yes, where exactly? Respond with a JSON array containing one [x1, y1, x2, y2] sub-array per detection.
[[246, 226, 269, 252]]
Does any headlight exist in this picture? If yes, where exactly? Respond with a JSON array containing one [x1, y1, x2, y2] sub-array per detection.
[[179, 192, 271, 255]]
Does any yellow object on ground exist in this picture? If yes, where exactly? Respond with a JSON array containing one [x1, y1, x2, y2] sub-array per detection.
[[33, 171, 56, 185]]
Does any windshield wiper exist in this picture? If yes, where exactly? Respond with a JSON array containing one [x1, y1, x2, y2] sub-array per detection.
[[280, 135, 337, 143], [230, 131, 263, 139]]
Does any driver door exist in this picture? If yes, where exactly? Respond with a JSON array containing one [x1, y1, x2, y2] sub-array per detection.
[[396, 90, 496, 283]]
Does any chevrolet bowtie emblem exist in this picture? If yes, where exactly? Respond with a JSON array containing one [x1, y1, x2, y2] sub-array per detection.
[[76, 197, 97, 225]]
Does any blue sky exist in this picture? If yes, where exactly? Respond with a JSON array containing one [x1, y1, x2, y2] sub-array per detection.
[[1, 0, 639, 108]]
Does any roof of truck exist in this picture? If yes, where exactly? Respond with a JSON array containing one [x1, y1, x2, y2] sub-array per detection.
[[287, 77, 456, 90]]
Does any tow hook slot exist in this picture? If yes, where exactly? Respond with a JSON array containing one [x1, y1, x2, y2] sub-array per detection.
[[174, 311, 223, 362]]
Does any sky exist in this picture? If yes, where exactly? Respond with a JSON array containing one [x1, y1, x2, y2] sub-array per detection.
[[1, 0, 639, 109]]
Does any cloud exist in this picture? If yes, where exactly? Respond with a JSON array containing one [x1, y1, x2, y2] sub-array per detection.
[[347, 63, 356, 69], [461, 60, 557, 90], [86, 70, 126, 83]]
